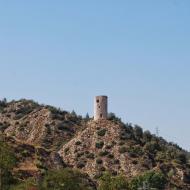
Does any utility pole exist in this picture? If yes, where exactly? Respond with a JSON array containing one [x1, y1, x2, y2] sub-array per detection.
[[155, 126, 159, 137]]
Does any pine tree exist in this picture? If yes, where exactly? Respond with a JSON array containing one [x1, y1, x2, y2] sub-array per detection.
[[85, 113, 90, 120], [71, 110, 77, 117]]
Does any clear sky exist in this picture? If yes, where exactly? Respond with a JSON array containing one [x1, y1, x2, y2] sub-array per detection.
[[0, 1, 190, 150]]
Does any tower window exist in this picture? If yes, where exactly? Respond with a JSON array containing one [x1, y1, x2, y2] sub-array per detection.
[[96, 99, 99, 103], [100, 114, 103, 118]]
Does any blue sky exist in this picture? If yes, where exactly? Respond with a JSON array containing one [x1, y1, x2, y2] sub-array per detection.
[[0, 1, 190, 150]]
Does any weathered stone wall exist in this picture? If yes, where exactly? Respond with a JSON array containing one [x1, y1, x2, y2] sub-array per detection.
[[94, 96, 108, 120]]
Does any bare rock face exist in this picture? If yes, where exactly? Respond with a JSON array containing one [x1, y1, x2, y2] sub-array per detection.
[[5, 108, 51, 144], [49, 152, 66, 169], [59, 120, 144, 179], [0, 99, 84, 150]]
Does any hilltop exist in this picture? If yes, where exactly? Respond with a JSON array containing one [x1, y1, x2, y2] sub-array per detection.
[[0, 99, 190, 189]]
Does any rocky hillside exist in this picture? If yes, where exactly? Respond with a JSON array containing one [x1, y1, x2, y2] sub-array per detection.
[[0, 99, 190, 189], [59, 120, 190, 189], [0, 99, 84, 150]]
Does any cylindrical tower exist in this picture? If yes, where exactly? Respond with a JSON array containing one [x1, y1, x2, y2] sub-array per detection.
[[94, 96, 108, 120]]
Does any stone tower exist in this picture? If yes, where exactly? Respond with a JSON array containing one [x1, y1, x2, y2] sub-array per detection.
[[94, 96, 108, 120]]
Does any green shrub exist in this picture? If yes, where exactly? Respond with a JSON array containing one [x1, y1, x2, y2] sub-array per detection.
[[76, 152, 84, 158], [36, 160, 46, 169], [86, 153, 95, 159], [57, 122, 72, 131], [108, 113, 122, 123], [99, 166, 106, 172], [168, 169, 175, 178], [105, 144, 113, 149], [77, 161, 86, 169], [75, 141, 82, 146], [94, 172, 103, 179], [0, 123, 9, 131], [97, 129, 107, 136], [113, 159, 120, 165], [107, 154, 114, 159], [98, 172, 129, 190], [0, 139, 17, 190], [96, 158, 103, 165], [119, 141, 125, 146], [133, 125, 143, 140], [176, 152, 187, 164], [99, 151, 109, 157], [21, 150, 29, 157], [155, 151, 166, 162], [121, 134, 132, 141], [132, 160, 138, 165], [96, 141, 104, 149], [129, 171, 167, 190], [9, 178, 37, 190], [144, 141, 161, 154], [0, 98, 7, 108], [119, 146, 127, 154], [40, 168, 94, 190], [64, 147, 70, 154], [143, 130, 152, 142], [183, 169, 190, 183], [128, 146, 143, 157]]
